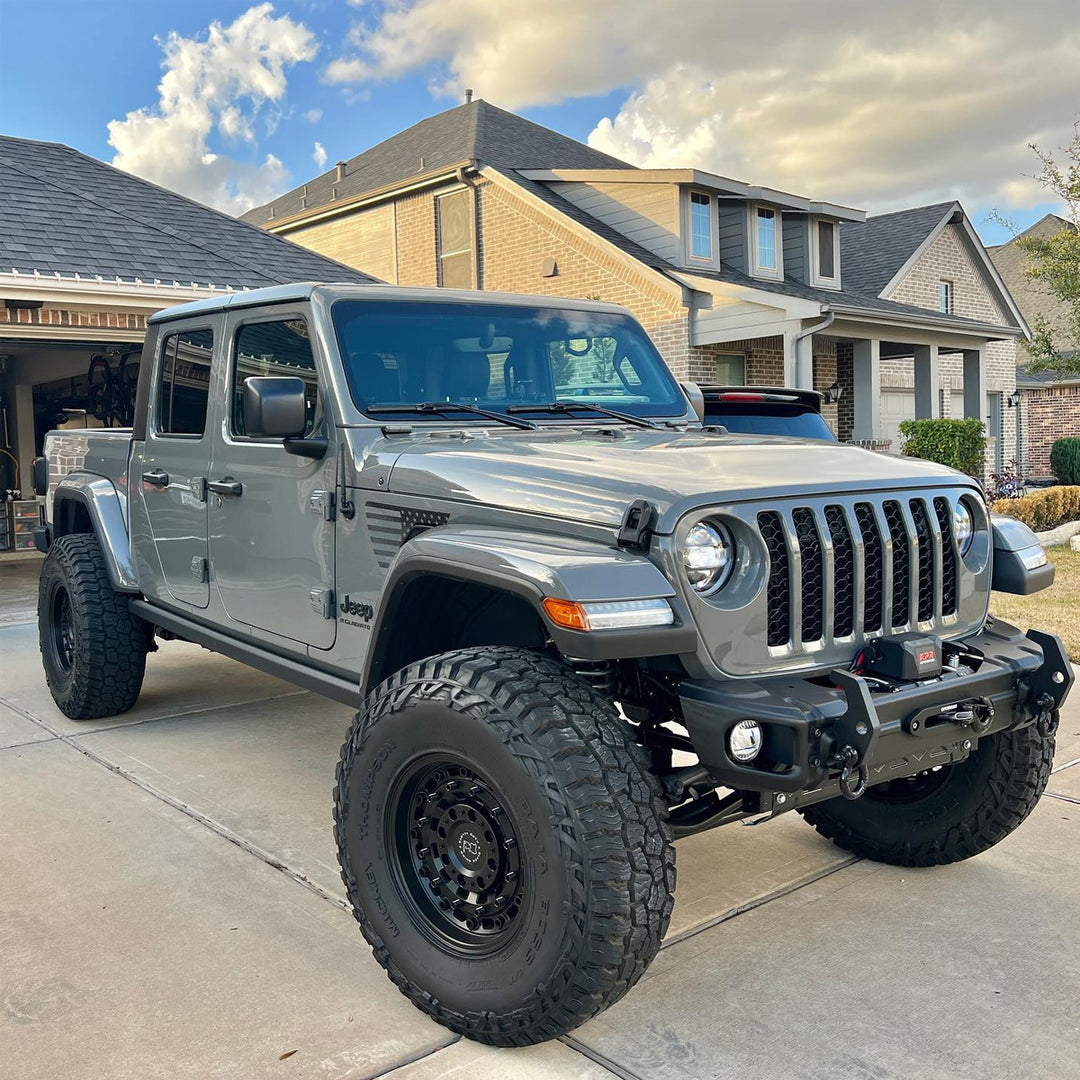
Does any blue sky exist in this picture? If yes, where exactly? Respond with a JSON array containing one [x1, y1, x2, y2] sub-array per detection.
[[0, 0, 1074, 245]]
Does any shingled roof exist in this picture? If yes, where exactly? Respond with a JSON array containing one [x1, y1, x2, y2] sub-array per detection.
[[242, 99, 633, 227], [0, 134, 377, 289], [839, 201, 958, 298]]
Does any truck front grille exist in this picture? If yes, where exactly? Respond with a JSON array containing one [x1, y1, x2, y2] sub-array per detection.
[[757, 494, 963, 652]]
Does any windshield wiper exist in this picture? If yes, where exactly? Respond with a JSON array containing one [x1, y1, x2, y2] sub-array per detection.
[[366, 401, 538, 430], [506, 401, 661, 429]]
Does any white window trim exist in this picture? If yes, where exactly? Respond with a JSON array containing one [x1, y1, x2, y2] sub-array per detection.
[[939, 279, 954, 315], [749, 203, 782, 281], [809, 216, 841, 290], [682, 189, 719, 268]]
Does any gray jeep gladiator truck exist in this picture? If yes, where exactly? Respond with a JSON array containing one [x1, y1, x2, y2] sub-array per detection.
[[33, 283, 1072, 1046]]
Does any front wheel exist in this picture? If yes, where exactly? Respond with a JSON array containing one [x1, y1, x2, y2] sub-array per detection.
[[798, 725, 1054, 867], [334, 647, 675, 1046]]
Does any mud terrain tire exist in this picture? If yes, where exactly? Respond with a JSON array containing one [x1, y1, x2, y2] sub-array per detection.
[[39, 533, 150, 719], [334, 646, 675, 1046], [799, 725, 1054, 867]]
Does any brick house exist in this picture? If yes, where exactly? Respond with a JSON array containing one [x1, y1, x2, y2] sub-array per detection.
[[0, 135, 373, 503], [989, 214, 1080, 479], [243, 100, 1027, 472]]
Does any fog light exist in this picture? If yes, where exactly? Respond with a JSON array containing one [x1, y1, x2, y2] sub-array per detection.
[[728, 719, 763, 763]]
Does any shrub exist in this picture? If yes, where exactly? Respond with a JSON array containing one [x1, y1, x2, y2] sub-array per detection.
[[1050, 438, 1080, 485], [991, 485, 1080, 532], [898, 418, 985, 477]]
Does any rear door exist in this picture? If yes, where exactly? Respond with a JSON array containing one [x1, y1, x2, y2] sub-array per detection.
[[131, 319, 217, 609], [207, 307, 337, 649]]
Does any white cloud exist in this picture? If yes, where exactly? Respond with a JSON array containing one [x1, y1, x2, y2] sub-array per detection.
[[325, 0, 1080, 213], [304, 107, 323, 124], [313, 140, 328, 168], [108, 3, 318, 215]]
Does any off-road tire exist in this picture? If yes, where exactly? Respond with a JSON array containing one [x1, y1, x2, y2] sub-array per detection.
[[798, 725, 1054, 867], [334, 646, 675, 1046], [38, 533, 150, 719]]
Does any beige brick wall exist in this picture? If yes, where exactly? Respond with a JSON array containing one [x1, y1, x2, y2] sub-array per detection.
[[394, 189, 439, 287], [1022, 385, 1080, 477]]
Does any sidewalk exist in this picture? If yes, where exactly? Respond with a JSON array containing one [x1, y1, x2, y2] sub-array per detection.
[[2, 559, 1077, 1080]]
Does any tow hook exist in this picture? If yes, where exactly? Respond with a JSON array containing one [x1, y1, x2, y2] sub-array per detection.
[[1036, 699, 1060, 738], [831, 744, 869, 801]]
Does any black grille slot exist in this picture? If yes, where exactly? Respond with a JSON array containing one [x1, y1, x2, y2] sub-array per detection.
[[825, 505, 855, 638], [883, 500, 910, 626], [934, 497, 958, 616], [365, 502, 449, 568], [792, 508, 824, 642], [758, 511, 791, 647], [854, 503, 883, 633], [910, 499, 936, 623]]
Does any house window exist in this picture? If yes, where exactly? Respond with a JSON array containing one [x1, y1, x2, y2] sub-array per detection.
[[713, 353, 746, 385], [752, 205, 781, 279], [939, 280, 953, 314], [689, 191, 712, 260], [812, 218, 840, 286], [437, 188, 475, 289]]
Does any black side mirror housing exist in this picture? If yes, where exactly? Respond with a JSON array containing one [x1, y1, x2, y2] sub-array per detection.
[[242, 376, 307, 439]]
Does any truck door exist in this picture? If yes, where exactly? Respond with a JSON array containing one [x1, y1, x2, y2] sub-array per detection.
[[207, 308, 337, 650], [130, 319, 217, 609]]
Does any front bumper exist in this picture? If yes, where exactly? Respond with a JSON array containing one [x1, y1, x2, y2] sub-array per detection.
[[678, 621, 1073, 805]]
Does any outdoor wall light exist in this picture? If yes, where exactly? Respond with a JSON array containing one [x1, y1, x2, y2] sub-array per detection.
[[1006, 389, 1024, 408], [824, 380, 844, 404]]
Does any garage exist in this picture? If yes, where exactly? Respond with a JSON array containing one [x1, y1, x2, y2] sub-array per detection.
[[0, 134, 374, 549]]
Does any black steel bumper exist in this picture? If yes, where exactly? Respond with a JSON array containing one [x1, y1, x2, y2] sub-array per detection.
[[679, 622, 1073, 803]]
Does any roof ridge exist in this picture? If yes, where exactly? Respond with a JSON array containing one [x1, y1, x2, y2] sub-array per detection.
[[863, 200, 957, 222]]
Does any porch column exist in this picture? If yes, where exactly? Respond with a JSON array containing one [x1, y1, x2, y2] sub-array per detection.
[[851, 338, 881, 441], [14, 383, 35, 495], [794, 333, 814, 390], [962, 348, 987, 426], [913, 344, 940, 419]]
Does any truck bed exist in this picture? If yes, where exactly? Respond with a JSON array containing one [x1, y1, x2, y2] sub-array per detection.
[[44, 428, 133, 521]]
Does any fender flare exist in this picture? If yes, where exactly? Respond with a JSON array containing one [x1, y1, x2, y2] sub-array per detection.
[[361, 526, 697, 695], [51, 474, 140, 593]]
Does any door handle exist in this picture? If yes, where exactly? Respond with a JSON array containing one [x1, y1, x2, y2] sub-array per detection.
[[142, 469, 169, 488], [207, 478, 243, 497]]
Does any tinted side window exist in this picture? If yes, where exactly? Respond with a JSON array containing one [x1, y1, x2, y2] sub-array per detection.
[[157, 328, 213, 436], [231, 318, 319, 438]]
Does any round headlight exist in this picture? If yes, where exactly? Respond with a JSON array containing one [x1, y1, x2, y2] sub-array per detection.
[[683, 521, 735, 595], [953, 501, 973, 555]]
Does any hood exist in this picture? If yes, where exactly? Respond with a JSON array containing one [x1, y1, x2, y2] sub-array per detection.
[[376, 427, 977, 533]]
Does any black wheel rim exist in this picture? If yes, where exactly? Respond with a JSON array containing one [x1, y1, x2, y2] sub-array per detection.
[[49, 583, 75, 674], [388, 756, 525, 956], [866, 764, 952, 803]]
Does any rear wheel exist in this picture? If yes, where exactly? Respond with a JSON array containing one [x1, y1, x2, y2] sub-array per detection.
[[38, 534, 150, 719], [334, 646, 675, 1046], [798, 725, 1054, 866]]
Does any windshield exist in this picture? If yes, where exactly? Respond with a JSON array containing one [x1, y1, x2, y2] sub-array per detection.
[[704, 404, 836, 441], [332, 299, 687, 420]]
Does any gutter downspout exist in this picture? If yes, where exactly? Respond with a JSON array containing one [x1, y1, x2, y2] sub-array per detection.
[[790, 308, 835, 389], [455, 163, 481, 289]]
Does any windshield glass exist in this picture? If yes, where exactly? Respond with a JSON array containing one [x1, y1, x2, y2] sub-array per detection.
[[332, 299, 686, 419], [704, 405, 836, 441]]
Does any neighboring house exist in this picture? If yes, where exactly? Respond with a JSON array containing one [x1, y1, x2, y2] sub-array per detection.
[[244, 99, 1027, 474], [0, 135, 374, 501], [989, 214, 1080, 479]]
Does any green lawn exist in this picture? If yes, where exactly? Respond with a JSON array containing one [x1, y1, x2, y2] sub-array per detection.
[[990, 546, 1080, 662]]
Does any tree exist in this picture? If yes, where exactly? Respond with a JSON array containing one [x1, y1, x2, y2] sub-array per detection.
[[1013, 125, 1080, 378]]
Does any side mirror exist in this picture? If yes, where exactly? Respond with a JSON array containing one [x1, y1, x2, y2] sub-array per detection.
[[242, 376, 306, 439], [681, 381, 705, 423], [32, 456, 50, 496]]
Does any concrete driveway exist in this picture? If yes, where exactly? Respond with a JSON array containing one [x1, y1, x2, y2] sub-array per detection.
[[2, 555, 1078, 1080]]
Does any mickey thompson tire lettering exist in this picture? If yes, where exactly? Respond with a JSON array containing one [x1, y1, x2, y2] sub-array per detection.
[[798, 725, 1054, 867], [38, 533, 151, 720], [333, 646, 676, 1047]]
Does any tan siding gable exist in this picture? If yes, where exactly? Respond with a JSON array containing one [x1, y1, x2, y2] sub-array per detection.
[[889, 224, 1007, 325], [546, 181, 680, 263], [286, 203, 398, 283]]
